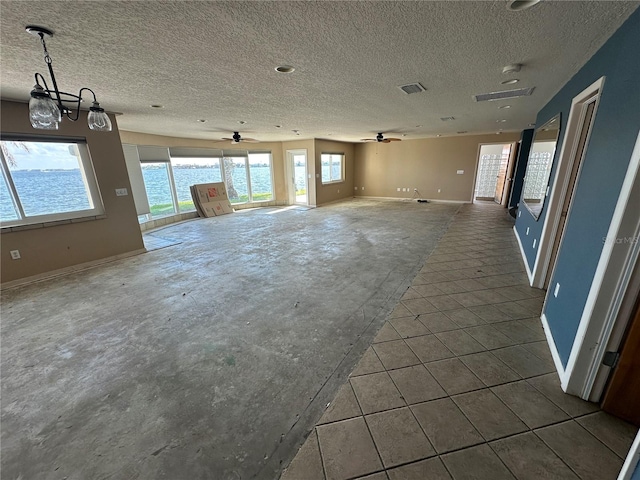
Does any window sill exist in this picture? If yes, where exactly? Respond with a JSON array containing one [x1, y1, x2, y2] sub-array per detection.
[[1, 214, 107, 233], [321, 180, 344, 186]]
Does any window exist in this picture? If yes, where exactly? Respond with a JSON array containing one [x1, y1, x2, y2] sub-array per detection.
[[170, 157, 222, 211], [0, 138, 104, 227], [248, 152, 273, 202], [321, 153, 344, 184], [140, 162, 176, 217]]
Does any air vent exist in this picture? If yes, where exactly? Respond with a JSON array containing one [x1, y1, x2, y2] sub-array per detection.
[[473, 87, 535, 102], [440, 116, 455, 122], [398, 83, 426, 95]]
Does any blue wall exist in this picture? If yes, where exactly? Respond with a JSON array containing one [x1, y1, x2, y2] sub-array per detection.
[[514, 9, 640, 366], [632, 459, 640, 480], [509, 128, 534, 211]]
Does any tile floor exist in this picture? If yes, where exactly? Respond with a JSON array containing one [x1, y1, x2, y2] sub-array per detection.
[[280, 203, 638, 480]]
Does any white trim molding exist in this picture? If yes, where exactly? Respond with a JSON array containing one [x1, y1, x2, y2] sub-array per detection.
[[532, 77, 605, 289], [540, 313, 566, 381], [513, 226, 534, 284], [563, 128, 640, 397], [619, 431, 640, 480]]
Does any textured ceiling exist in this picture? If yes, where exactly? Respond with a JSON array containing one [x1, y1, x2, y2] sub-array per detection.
[[1, 1, 638, 143]]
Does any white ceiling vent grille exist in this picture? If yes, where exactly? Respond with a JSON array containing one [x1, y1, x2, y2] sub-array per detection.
[[398, 83, 426, 95], [473, 87, 535, 102]]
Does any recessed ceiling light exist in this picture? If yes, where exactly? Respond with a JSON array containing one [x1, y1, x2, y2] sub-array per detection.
[[415, 125, 423, 128], [238, 120, 246, 124], [436, 134, 442, 137], [275, 125, 282, 128], [440, 117, 455, 122], [197, 119, 206, 123], [275, 65, 295, 73], [497, 119, 507, 123], [150, 104, 164, 109], [508, 0, 543, 11], [501, 79, 520, 85], [499, 105, 511, 109], [402, 134, 407, 137], [502, 64, 522, 74]]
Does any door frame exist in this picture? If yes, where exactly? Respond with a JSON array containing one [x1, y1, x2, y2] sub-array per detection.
[[532, 77, 605, 288], [553, 127, 640, 397], [286, 149, 308, 205], [471, 142, 516, 204]]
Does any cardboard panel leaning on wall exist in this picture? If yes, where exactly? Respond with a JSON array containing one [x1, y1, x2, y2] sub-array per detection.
[[0, 100, 144, 285], [314, 139, 355, 206], [353, 133, 519, 202]]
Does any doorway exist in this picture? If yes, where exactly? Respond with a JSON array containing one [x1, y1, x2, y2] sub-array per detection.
[[473, 144, 514, 204], [287, 149, 308, 205]]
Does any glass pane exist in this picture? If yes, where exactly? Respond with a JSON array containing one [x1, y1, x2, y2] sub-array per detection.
[[321, 155, 331, 183], [0, 168, 19, 222], [2, 140, 92, 217], [331, 155, 343, 181], [170, 157, 222, 212], [141, 162, 176, 217], [248, 153, 273, 201], [223, 157, 249, 204]]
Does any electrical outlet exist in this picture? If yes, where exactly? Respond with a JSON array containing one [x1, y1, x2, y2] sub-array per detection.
[[10, 250, 21, 260], [397, 187, 401, 192], [526, 227, 530, 235], [361, 187, 364, 191], [533, 239, 537, 248], [457, 170, 464, 175], [554, 283, 560, 298], [337, 189, 340, 193], [437, 189, 441, 193], [115, 188, 128, 196], [354, 187, 358, 190]]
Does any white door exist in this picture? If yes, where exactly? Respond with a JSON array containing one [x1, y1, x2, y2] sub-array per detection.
[[288, 150, 308, 205]]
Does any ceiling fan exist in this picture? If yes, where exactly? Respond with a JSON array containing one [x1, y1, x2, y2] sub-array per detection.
[[222, 131, 259, 144], [361, 132, 401, 143]]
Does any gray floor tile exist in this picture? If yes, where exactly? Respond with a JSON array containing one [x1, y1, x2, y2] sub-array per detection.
[[390, 303, 414, 318], [493, 345, 554, 378], [459, 351, 520, 387], [444, 308, 485, 327], [464, 325, 517, 349], [441, 444, 516, 480], [405, 334, 455, 363], [490, 432, 579, 480], [411, 398, 484, 454], [415, 272, 450, 284], [354, 473, 388, 480], [316, 417, 383, 480], [468, 304, 514, 323], [494, 302, 534, 320], [373, 340, 421, 370], [432, 281, 469, 295], [350, 372, 405, 414], [448, 292, 487, 307], [387, 457, 452, 480], [526, 374, 599, 417], [319, 383, 362, 425], [435, 330, 486, 356], [453, 278, 486, 292], [388, 365, 447, 404], [521, 340, 555, 367], [401, 287, 423, 300], [402, 298, 438, 315], [418, 312, 460, 332], [535, 420, 623, 480], [427, 295, 465, 311], [516, 297, 545, 315], [389, 317, 430, 338], [412, 283, 447, 297], [453, 389, 528, 441], [576, 411, 638, 458], [472, 288, 511, 305], [373, 322, 401, 343], [491, 380, 569, 429], [366, 407, 435, 468], [498, 285, 541, 301], [425, 358, 484, 395], [351, 347, 385, 377], [493, 319, 545, 343], [281, 430, 325, 480]]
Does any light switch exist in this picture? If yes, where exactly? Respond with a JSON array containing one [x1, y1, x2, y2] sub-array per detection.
[[457, 170, 464, 174], [115, 188, 128, 196]]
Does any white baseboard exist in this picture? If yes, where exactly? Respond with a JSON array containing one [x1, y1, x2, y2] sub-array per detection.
[[618, 431, 640, 480], [356, 195, 468, 204], [1, 248, 147, 290], [540, 313, 566, 385], [513, 226, 534, 284]]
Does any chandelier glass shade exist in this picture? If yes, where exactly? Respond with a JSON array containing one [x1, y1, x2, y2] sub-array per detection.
[[26, 25, 112, 132]]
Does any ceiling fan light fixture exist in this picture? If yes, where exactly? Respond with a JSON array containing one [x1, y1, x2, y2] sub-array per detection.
[[88, 101, 112, 131], [29, 83, 61, 130]]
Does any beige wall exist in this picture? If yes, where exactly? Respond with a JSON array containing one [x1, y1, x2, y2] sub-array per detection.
[[1, 101, 144, 284], [121, 131, 288, 204], [353, 133, 520, 202], [314, 139, 355, 206]]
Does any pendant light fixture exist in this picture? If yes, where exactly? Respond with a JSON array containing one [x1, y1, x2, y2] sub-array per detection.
[[26, 25, 112, 132]]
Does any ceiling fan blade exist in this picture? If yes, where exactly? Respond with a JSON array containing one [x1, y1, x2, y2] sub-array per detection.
[[381, 139, 392, 143], [361, 138, 377, 142], [386, 138, 401, 142], [242, 138, 260, 143]]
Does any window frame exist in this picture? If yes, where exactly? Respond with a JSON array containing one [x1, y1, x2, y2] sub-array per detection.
[[0, 135, 104, 228], [321, 152, 345, 184]]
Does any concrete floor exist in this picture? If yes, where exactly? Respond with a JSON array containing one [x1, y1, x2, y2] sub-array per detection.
[[1, 199, 459, 480]]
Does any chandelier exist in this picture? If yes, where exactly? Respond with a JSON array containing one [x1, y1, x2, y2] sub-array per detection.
[[26, 25, 112, 132]]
